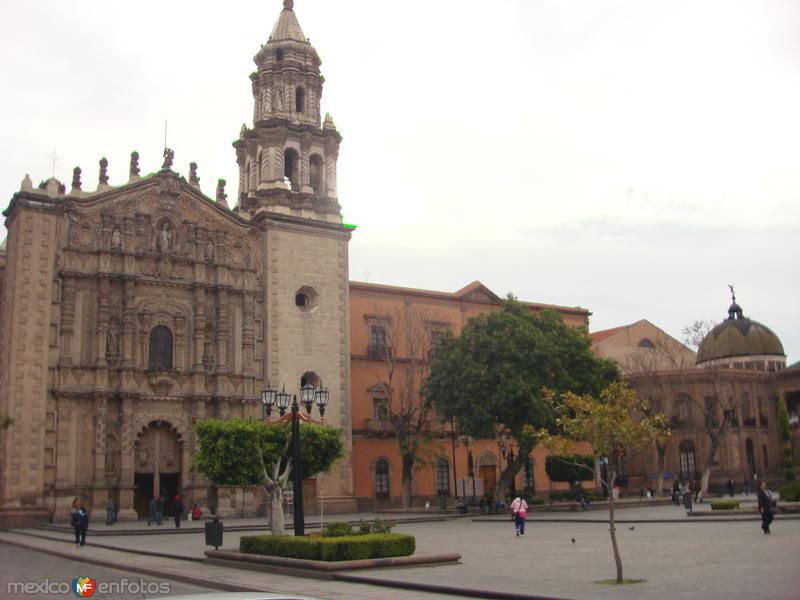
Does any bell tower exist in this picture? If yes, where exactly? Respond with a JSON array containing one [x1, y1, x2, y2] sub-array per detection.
[[238, 1, 356, 513], [234, 0, 341, 220]]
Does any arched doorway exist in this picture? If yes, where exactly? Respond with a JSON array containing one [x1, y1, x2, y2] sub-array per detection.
[[133, 421, 182, 518]]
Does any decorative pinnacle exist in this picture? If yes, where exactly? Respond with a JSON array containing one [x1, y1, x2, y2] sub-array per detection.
[[284, 0, 294, 10], [728, 284, 736, 304]]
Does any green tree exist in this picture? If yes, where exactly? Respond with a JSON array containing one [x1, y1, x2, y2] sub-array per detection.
[[545, 455, 595, 484], [426, 298, 618, 498], [777, 393, 796, 481], [193, 418, 344, 535], [534, 382, 667, 584], [0, 414, 12, 429]]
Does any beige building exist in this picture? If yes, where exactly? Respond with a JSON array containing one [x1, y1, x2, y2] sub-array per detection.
[[0, 0, 357, 528], [591, 319, 696, 374]]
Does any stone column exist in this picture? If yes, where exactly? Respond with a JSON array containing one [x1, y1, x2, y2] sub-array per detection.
[[216, 290, 230, 374], [95, 279, 110, 367], [242, 293, 256, 376], [115, 397, 138, 522], [59, 279, 75, 366], [192, 289, 206, 373], [121, 280, 136, 368], [175, 314, 186, 371]]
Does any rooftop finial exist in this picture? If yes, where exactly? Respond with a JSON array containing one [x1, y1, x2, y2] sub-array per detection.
[[284, 0, 294, 10], [727, 285, 743, 321]]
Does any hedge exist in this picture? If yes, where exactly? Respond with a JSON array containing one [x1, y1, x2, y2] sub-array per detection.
[[240, 533, 415, 562], [549, 489, 604, 502], [545, 455, 595, 483], [779, 481, 800, 502], [710, 500, 739, 510]]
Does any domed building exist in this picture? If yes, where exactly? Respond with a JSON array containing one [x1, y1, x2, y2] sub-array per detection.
[[696, 295, 786, 372], [613, 293, 800, 495]]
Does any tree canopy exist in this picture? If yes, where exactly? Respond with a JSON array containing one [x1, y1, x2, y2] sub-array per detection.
[[193, 418, 345, 486], [426, 299, 619, 441]]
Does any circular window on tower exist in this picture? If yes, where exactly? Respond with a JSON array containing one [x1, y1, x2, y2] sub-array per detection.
[[294, 286, 319, 313]]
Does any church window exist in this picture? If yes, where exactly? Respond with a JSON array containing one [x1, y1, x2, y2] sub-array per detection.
[[294, 285, 318, 312], [295, 87, 305, 113], [276, 48, 284, 62], [149, 326, 173, 371], [675, 394, 692, 426], [372, 397, 389, 421]]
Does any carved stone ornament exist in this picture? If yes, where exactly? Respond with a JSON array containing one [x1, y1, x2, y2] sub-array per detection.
[[99, 157, 109, 185], [71, 166, 82, 190], [129, 151, 140, 177], [189, 162, 199, 185], [162, 148, 174, 170]]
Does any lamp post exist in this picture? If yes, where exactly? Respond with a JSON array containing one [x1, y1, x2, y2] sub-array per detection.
[[261, 380, 329, 536], [501, 441, 517, 496]]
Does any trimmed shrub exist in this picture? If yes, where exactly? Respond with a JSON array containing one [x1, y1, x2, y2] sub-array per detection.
[[779, 481, 800, 502], [369, 517, 396, 534], [710, 500, 739, 510], [322, 521, 353, 537], [240, 533, 415, 562], [545, 455, 595, 483]]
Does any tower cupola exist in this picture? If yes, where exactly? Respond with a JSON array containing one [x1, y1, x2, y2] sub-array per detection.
[[233, 0, 342, 223]]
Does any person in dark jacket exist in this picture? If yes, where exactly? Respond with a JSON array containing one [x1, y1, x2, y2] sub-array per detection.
[[174, 495, 184, 528], [74, 506, 89, 546], [757, 479, 774, 534]]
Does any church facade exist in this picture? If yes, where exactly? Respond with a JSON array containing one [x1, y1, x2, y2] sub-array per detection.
[[0, 0, 357, 527]]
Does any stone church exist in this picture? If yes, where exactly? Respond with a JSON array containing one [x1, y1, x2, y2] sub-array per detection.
[[0, 0, 357, 527]]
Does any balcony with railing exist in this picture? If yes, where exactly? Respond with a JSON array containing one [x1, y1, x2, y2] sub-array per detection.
[[364, 418, 394, 437]]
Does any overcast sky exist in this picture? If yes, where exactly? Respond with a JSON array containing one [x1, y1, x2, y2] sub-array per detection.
[[1, 0, 797, 362]]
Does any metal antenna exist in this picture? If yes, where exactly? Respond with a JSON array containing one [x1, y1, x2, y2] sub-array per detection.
[[164, 119, 168, 150], [47, 148, 62, 177]]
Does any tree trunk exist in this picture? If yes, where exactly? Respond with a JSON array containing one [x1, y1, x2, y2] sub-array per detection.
[[496, 449, 528, 500], [656, 443, 666, 497], [607, 474, 623, 583], [701, 439, 721, 497], [401, 452, 414, 508], [270, 488, 285, 536]]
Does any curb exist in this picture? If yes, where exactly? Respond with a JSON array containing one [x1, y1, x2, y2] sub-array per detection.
[[471, 515, 800, 524], [0, 534, 264, 593]]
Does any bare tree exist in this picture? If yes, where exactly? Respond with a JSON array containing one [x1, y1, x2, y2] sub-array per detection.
[[366, 304, 447, 508]]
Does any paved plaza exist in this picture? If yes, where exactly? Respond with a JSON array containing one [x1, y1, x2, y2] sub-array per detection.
[[1, 501, 798, 599]]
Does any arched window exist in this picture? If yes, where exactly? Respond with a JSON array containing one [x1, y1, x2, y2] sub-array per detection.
[[309, 154, 324, 195], [149, 326, 173, 371], [257, 151, 263, 183], [637, 338, 655, 349], [276, 48, 284, 62], [283, 148, 300, 191], [295, 87, 305, 113], [679, 441, 696, 481], [375, 459, 389, 499], [436, 458, 450, 496]]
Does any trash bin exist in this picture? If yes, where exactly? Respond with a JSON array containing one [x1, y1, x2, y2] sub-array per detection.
[[683, 492, 692, 514], [205, 516, 223, 549]]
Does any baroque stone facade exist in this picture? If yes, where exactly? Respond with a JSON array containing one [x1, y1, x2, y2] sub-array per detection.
[[0, 1, 355, 527]]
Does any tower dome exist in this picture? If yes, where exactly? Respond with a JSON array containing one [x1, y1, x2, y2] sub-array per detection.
[[696, 289, 785, 371]]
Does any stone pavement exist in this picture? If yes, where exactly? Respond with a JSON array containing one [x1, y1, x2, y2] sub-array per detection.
[[1, 501, 799, 600]]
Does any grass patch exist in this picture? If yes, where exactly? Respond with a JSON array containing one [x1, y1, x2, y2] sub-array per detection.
[[595, 578, 646, 585]]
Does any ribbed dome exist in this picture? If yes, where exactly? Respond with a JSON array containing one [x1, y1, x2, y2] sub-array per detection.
[[696, 299, 785, 365]]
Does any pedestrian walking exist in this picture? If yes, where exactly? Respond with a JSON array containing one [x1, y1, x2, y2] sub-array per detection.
[[148, 496, 159, 526], [74, 506, 89, 546], [105, 494, 115, 526], [728, 479, 735, 497], [744, 478, 750, 495], [510, 494, 528, 537], [174, 495, 184, 528], [156, 495, 164, 525], [757, 479, 775, 534]]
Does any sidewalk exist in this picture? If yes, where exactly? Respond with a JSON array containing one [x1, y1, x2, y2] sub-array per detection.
[[2, 502, 799, 600]]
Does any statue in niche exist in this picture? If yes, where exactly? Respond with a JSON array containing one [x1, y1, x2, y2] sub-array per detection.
[[162, 148, 174, 170], [129, 151, 140, 177], [157, 223, 172, 253], [205, 240, 215, 261], [106, 328, 119, 356], [203, 339, 214, 368], [111, 228, 123, 250]]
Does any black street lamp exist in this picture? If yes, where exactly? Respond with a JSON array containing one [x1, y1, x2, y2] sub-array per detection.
[[261, 380, 330, 536]]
